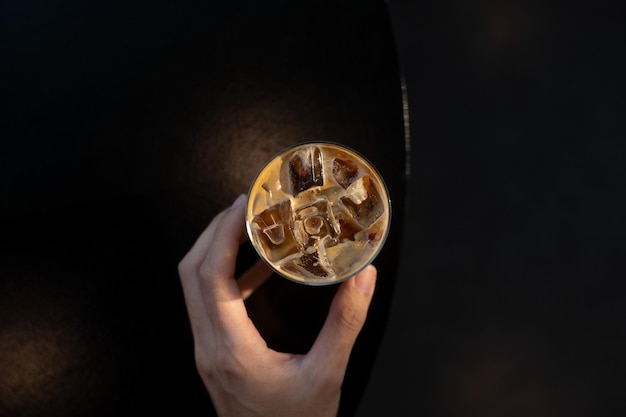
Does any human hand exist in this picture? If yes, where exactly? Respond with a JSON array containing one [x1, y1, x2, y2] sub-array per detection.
[[178, 194, 377, 417]]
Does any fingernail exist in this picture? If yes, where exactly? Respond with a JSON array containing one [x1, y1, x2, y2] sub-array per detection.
[[231, 194, 246, 208], [354, 266, 376, 293]]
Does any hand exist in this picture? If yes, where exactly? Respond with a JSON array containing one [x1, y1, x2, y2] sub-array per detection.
[[178, 194, 377, 417]]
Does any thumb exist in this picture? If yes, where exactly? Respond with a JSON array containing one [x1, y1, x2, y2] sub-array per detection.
[[306, 265, 377, 372]]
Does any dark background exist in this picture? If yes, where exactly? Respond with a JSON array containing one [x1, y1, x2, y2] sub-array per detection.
[[2, 0, 626, 416], [362, 1, 625, 416], [2, 1, 405, 416]]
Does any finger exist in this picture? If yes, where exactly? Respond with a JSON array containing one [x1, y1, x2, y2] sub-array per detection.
[[198, 196, 265, 346], [237, 259, 274, 300], [199, 197, 247, 301], [180, 208, 230, 271], [305, 265, 377, 372], [178, 205, 236, 347]]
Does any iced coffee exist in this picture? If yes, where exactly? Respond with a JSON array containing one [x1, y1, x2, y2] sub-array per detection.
[[245, 142, 391, 285]]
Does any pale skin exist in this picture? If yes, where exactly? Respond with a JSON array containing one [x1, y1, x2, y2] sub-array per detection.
[[178, 194, 377, 417]]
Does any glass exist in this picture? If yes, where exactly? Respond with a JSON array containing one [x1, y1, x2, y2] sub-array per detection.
[[245, 142, 391, 285]]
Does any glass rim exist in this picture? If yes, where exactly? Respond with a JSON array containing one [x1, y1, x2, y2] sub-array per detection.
[[245, 140, 392, 286]]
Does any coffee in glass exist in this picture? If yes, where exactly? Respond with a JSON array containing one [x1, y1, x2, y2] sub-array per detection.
[[246, 142, 391, 285]]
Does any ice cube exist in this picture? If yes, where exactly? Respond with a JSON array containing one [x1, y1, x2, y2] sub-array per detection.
[[282, 251, 332, 279], [250, 200, 298, 262], [263, 223, 285, 245], [340, 175, 384, 228], [288, 146, 324, 195], [294, 198, 337, 248], [331, 204, 364, 241], [324, 240, 368, 275], [303, 216, 324, 235], [332, 158, 359, 189]]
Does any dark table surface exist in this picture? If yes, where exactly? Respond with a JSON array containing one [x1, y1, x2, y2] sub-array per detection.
[[3, 0, 626, 416], [360, 1, 626, 416], [1, 1, 406, 416]]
